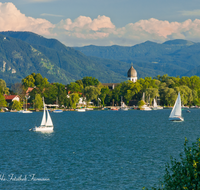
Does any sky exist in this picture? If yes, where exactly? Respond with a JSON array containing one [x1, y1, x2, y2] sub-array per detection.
[[1, 0, 200, 47]]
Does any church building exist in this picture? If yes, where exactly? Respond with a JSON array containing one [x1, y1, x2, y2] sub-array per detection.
[[102, 65, 137, 90], [127, 65, 137, 82]]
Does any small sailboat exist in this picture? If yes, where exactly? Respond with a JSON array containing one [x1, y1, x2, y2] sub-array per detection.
[[19, 97, 32, 113], [152, 98, 163, 110], [169, 92, 184, 121], [30, 98, 54, 132], [120, 96, 128, 111], [140, 92, 152, 111]]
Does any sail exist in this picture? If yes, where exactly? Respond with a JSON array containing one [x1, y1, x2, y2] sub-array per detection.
[[46, 109, 53, 127], [40, 102, 46, 126], [169, 92, 182, 118], [153, 99, 157, 107]]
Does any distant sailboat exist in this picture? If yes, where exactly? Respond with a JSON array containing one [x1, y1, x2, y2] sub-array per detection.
[[120, 96, 128, 111], [140, 92, 152, 111], [152, 98, 163, 110], [169, 92, 184, 121], [30, 98, 54, 132], [18, 96, 32, 113]]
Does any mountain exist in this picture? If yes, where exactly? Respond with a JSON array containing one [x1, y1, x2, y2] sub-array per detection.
[[0, 31, 128, 84], [74, 40, 200, 77], [2, 31, 200, 86]]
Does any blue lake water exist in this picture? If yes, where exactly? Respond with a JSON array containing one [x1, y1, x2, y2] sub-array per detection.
[[0, 109, 200, 190]]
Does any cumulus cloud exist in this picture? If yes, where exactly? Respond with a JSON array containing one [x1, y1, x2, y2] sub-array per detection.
[[2, 2, 200, 46], [55, 17, 200, 46], [0, 2, 55, 35]]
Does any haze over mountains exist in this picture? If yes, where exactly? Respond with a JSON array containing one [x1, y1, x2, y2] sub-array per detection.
[[0, 31, 200, 85]]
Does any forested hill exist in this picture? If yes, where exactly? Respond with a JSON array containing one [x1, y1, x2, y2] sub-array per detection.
[[74, 39, 200, 78], [0, 31, 127, 84], [2, 31, 200, 85]]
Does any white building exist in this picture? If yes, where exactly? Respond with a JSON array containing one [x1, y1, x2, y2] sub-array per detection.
[[127, 65, 137, 82]]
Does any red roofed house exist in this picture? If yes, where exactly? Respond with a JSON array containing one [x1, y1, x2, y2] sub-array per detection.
[[4, 95, 20, 104]]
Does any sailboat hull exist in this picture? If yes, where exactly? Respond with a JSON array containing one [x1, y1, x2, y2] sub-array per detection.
[[32, 126, 54, 132], [169, 117, 184, 121]]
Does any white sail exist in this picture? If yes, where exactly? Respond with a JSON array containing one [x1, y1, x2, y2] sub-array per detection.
[[46, 109, 53, 126], [169, 92, 182, 118], [40, 102, 46, 126], [153, 99, 157, 107]]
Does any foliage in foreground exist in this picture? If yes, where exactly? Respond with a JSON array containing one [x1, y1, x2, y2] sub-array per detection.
[[143, 138, 200, 190]]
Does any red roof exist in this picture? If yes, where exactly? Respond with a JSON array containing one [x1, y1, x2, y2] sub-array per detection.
[[4, 95, 20, 100]]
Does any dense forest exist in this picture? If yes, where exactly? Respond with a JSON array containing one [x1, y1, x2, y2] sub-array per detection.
[[1, 73, 200, 110]]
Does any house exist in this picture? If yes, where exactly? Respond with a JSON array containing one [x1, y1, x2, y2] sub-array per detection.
[[4, 95, 20, 104]]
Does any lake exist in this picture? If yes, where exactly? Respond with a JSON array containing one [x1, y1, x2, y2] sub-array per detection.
[[0, 109, 200, 189]]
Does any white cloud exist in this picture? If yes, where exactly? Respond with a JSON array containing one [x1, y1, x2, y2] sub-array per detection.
[[55, 17, 200, 46], [0, 2, 55, 35], [2, 2, 200, 46]]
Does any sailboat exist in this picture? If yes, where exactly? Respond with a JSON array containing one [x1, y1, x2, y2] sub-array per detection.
[[120, 96, 129, 111], [169, 92, 184, 121], [30, 98, 54, 132], [152, 98, 163, 110], [18, 97, 32, 113], [140, 92, 152, 111]]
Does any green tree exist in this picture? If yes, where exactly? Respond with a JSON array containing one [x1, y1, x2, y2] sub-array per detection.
[[0, 93, 7, 107], [144, 138, 200, 189], [0, 79, 9, 95], [43, 84, 58, 104], [22, 74, 35, 89], [67, 82, 82, 94], [33, 94, 43, 110], [83, 86, 101, 104], [11, 100, 22, 111], [69, 93, 80, 109], [138, 100, 145, 109], [82, 76, 99, 87], [99, 86, 110, 106]]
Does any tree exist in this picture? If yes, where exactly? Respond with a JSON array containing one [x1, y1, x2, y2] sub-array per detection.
[[33, 94, 43, 110], [0, 79, 9, 95], [69, 93, 80, 109], [138, 100, 145, 109], [0, 93, 7, 107], [67, 82, 82, 94], [11, 100, 22, 111], [82, 76, 99, 87], [83, 86, 101, 104], [99, 86, 110, 107], [43, 84, 58, 104], [22, 74, 35, 89], [144, 138, 200, 189]]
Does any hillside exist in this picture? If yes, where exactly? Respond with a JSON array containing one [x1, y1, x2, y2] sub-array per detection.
[[74, 40, 200, 77], [0, 31, 128, 84], [2, 31, 200, 85]]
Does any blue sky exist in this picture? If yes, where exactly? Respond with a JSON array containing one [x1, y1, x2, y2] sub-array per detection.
[[1, 0, 200, 46]]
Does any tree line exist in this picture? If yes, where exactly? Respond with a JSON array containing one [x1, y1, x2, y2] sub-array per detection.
[[1, 73, 200, 110]]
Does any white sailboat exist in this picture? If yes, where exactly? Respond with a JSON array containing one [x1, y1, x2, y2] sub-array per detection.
[[120, 96, 128, 111], [18, 97, 32, 113], [30, 98, 54, 132], [152, 98, 163, 110], [140, 92, 152, 111], [169, 92, 184, 121]]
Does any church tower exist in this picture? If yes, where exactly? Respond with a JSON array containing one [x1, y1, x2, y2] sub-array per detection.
[[127, 65, 137, 82]]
